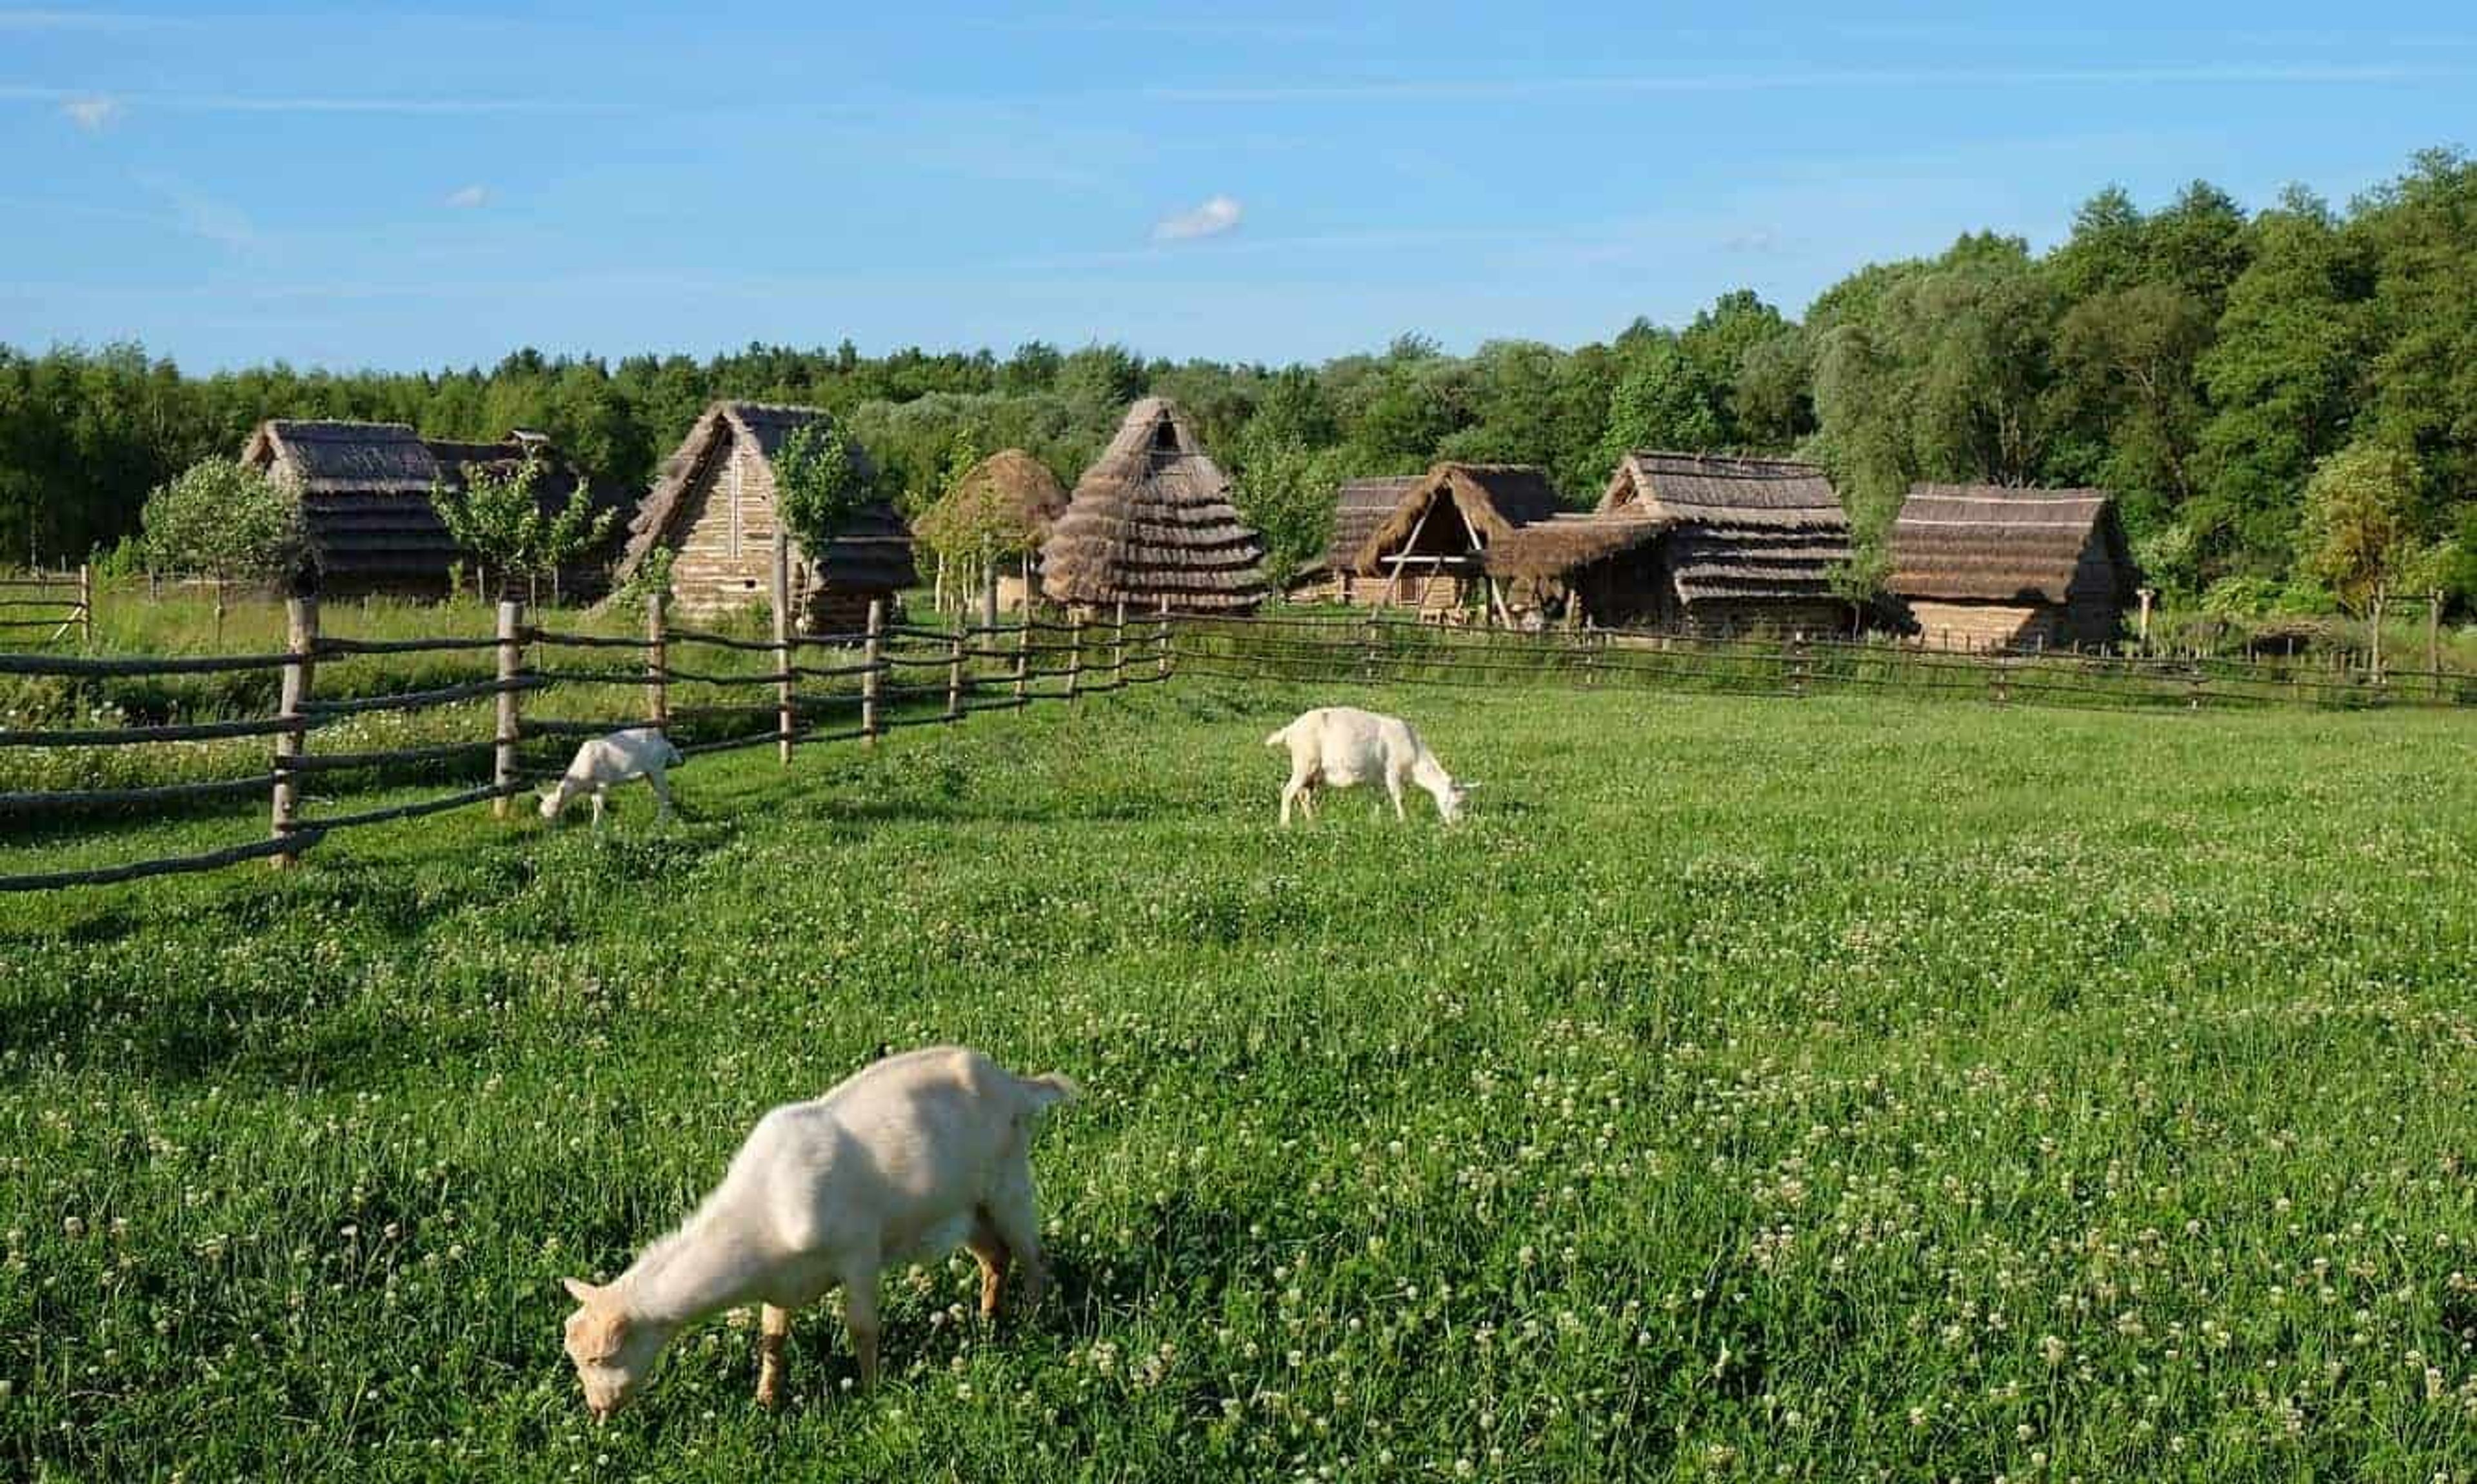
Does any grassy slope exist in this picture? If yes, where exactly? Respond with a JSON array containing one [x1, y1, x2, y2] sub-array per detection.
[[3, 680, 2474, 1481]]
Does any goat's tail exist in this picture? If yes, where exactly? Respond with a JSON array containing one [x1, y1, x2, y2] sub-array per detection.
[[1017, 1071, 1081, 1114], [1263, 722, 1292, 748]]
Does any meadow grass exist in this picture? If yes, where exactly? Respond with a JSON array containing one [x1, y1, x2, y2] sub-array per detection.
[[3, 678, 2475, 1481]]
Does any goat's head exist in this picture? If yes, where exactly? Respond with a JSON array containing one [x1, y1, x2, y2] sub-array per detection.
[[1438, 780, 1477, 826], [537, 782, 573, 822], [560, 1278, 666, 1421]]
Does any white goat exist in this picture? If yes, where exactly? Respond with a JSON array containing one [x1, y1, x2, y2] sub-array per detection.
[[539, 727, 681, 828], [559, 1045, 1078, 1420], [1264, 706, 1473, 826]]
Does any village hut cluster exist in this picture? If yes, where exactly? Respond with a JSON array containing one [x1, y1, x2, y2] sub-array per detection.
[[238, 393, 2141, 647]]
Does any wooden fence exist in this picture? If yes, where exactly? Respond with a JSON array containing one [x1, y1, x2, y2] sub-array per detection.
[[1165, 609, 2477, 713], [6, 601, 2469, 895], [1, 595, 1169, 893], [0, 566, 91, 647]]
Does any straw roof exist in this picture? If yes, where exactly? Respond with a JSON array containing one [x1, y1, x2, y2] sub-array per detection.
[[241, 419, 612, 588], [1039, 397, 1268, 611], [1349, 463, 1563, 575], [1598, 452, 1847, 529], [1482, 513, 1669, 580], [1320, 475, 1420, 577], [917, 448, 1069, 555], [1887, 484, 2132, 605], [615, 401, 913, 590], [1498, 450, 1854, 600]]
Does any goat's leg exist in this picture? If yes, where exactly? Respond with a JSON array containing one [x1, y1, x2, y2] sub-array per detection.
[[1298, 785, 1317, 821], [843, 1273, 881, 1390], [1384, 768, 1408, 821], [589, 788, 606, 831], [755, 1303, 791, 1409], [646, 767, 675, 823], [1279, 776, 1302, 827], [984, 1180, 1049, 1314], [966, 1215, 1013, 1321]]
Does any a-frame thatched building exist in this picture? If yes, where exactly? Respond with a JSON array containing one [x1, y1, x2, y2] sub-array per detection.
[[613, 401, 916, 627], [1039, 398, 1268, 613], [915, 449, 1069, 612], [1886, 484, 2136, 649], [1349, 462, 1563, 616], [241, 420, 617, 599], [1486, 453, 1850, 631]]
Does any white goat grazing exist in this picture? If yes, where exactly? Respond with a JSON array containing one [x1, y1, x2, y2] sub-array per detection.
[[1264, 706, 1473, 826], [539, 727, 681, 828], [559, 1045, 1078, 1420]]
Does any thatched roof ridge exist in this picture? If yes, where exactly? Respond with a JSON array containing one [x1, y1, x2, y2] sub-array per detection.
[[1039, 398, 1268, 611], [246, 420, 441, 495], [1349, 463, 1562, 575], [1598, 451, 1847, 529], [1887, 484, 2130, 604], [1483, 513, 1670, 580]]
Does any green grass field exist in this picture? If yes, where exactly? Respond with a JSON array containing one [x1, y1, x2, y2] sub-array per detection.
[[4, 679, 2475, 1481]]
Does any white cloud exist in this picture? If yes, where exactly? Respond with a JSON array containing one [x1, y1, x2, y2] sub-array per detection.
[[445, 184, 490, 210], [60, 95, 120, 132], [1153, 193, 1242, 242]]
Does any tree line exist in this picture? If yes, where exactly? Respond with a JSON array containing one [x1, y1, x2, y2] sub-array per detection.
[[5, 146, 2473, 615]]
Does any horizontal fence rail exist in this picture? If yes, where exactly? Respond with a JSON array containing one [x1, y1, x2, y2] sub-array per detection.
[[3, 594, 2465, 895], [0, 591, 1171, 892]]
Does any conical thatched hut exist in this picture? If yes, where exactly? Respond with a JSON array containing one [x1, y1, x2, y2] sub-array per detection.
[[1486, 453, 1849, 631], [613, 401, 916, 627], [915, 450, 1069, 611], [1887, 484, 2135, 649], [241, 419, 617, 599], [1351, 462, 1563, 615], [1039, 398, 1267, 613]]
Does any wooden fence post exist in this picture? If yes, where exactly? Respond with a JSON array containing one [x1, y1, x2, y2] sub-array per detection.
[[644, 591, 670, 731], [1156, 597, 1172, 680], [861, 598, 884, 747], [1066, 615, 1085, 703], [76, 564, 92, 648], [981, 556, 1000, 632], [945, 611, 966, 721], [772, 528, 795, 764], [271, 596, 318, 868], [1111, 599, 1128, 684], [492, 598, 524, 818], [1012, 613, 1031, 706], [2431, 591, 2444, 700]]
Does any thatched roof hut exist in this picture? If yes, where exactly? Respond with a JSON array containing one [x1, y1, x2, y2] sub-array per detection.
[[241, 419, 615, 598], [1285, 476, 1417, 602], [614, 401, 915, 625], [916, 450, 1069, 559], [1482, 453, 1850, 631], [1887, 484, 2135, 648], [1039, 397, 1267, 613], [1338, 463, 1563, 613]]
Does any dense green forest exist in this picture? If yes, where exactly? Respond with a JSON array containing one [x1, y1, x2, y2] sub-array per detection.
[[5, 148, 2474, 613]]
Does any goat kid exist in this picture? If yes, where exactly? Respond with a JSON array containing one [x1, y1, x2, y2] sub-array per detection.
[[539, 727, 681, 829], [560, 1046, 1078, 1420], [1264, 706, 1473, 826]]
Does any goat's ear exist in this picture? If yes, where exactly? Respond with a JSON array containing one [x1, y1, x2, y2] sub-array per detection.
[[562, 1276, 603, 1304]]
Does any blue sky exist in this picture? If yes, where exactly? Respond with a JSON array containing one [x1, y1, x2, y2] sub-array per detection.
[[3, 1, 2472, 372]]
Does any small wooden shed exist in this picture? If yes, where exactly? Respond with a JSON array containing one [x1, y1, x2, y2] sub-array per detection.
[[241, 419, 615, 599], [1484, 453, 1850, 631], [914, 449, 1069, 612], [613, 401, 916, 628], [1284, 476, 1418, 604], [1886, 484, 2136, 649], [1039, 397, 1268, 613], [1349, 462, 1564, 615]]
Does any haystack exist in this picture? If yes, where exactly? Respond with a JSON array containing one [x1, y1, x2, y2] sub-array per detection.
[[1039, 398, 1266, 613]]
